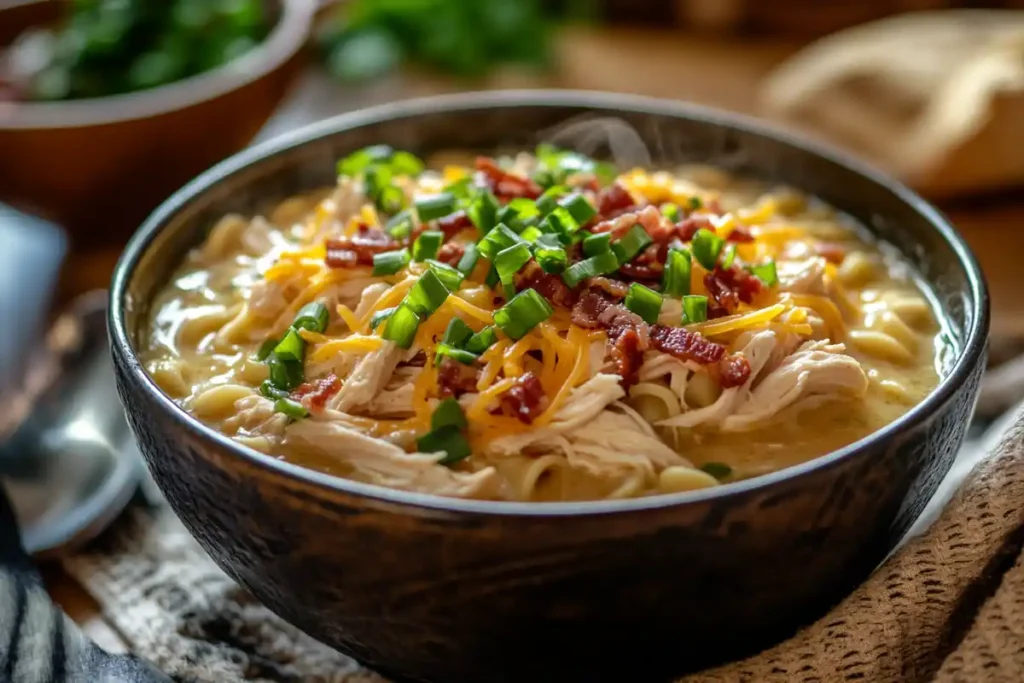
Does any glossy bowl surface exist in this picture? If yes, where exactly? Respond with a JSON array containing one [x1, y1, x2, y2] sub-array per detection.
[[109, 91, 988, 683], [0, 0, 314, 241]]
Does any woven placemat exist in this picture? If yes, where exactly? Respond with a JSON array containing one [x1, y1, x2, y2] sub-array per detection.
[[62, 407, 1024, 683]]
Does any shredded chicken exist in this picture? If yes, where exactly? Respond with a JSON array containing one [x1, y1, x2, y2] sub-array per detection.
[[778, 256, 828, 295], [329, 342, 403, 412], [222, 395, 289, 438], [286, 419, 501, 498]]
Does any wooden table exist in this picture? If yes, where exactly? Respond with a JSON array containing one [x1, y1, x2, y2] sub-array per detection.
[[45, 26, 1024, 654]]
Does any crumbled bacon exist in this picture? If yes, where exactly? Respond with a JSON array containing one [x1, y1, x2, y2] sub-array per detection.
[[437, 358, 480, 398], [515, 261, 577, 309], [591, 205, 666, 241], [499, 372, 546, 424], [584, 276, 629, 299], [292, 374, 342, 412], [676, 216, 713, 242], [475, 157, 542, 201], [704, 270, 740, 315], [648, 325, 727, 365], [726, 226, 755, 243], [618, 242, 667, 280], [607, 325, 645, 387], [325, 224, 397, 267], [571, 287, 615, 328], [436, 242, 466, 267], [815, 241, 846, 264], [596, 182, 638, 218], [437, 210, 475, 239], [704, 264, 764, 317], [717, 355, 752, 389]]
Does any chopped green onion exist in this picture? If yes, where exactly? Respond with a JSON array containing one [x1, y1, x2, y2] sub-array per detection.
[[558, 193, 597, 225], [456, 243, 480, 277], [496, 204, 534, 233], [691, 228, 724, 270], [583, 232, 612, 257], [662, 248, 692, 297], [700, 462, 732, 479], [683, 295, 708, 324], [259, 380, 288, 401], [721, 244, 738, 269], [255, 337, 278, 361], [465, 326, 498, 354], [495, 242, 532, 294], [434, 344, 479, 366], [612, 224, 653, 263], [406, 270, 450, 317], [418, 425, 471, 466], [415, 192, 457, 222], [493, 288, 554, 340], [520, 226, 545, 243], [412, 230, 444, 261], [532, 168, 557, 189], [562, 250, 620, 288], [431, 398, 468, 431], [485, 264, 500, 289], [390, 150, 425, 176], [689, 196, 703, 211], [426, 260, 465, 291], [382, 303, 420, 348], [443, 176, 474, 200], [267, 355, 303, 391], [274, 397, 309, 420], [507, 198, 540, 219], [535, 144, 616, 185], [477, 224, 524, 260], [374, 183, 405, 214], [536, 245, 568, 274], [273, 329, 305, 363], [337, 145, 394, 176], [543, 206, 581, 242], [661, 203, 681, 222], [373, 248, 411, 276], [363, 165, 393, 201], [385, 209, 414, 240], [369, 306, 397, 331], [749, 260, 778, 287], [535, 233, 563, 249], [468, 190, 500, 233], [442, 318, 474, 347], [535, 185, 569, 215], [293, 302, 329, 334], [625, 283, 664, 325]]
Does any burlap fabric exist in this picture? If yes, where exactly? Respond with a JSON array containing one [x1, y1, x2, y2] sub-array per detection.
[[62, 409, 1024, 683]]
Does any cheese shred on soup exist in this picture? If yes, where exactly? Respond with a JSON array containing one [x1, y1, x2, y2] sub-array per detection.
[[143, 146, 948, 501]]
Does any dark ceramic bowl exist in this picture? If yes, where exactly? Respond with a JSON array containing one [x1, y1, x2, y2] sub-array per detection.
[[108, 91, 989, 683]]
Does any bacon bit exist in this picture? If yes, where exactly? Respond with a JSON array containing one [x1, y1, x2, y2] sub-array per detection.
[[618, 242, 667, 280], [704, 198, 723, 215], [607, 325, 645, 387], [676, 216, 713, 242], [584, 276, 629, 299], [325, 224, 397, 267], [726, 226, 755, 243], [649, 324, 727, 365], [717, 355, 752, 388], [437, 357, 480, 398], [704, 264, 764, 317], [437, 210, 475, 239], [571, 287, 615, 328], [596, 182, 637, 218], [591, 205, 665, 241], [515, 261, 577, 309], [499, 372, 546, 424], [436, 242, 466, 267], [815, 241, 846, 264], [292, 374, 342, 412], [475, 157, 542, 201]]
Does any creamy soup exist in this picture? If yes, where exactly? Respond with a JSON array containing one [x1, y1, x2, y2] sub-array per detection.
[[142, 146, 947, 501]]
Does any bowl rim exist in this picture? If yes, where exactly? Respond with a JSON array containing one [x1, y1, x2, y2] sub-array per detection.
[[0, 0, 315, 130], [109, 89, 990, 518]]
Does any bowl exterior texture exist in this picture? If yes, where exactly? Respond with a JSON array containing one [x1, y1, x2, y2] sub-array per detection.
[[110, 94, 988, 683]]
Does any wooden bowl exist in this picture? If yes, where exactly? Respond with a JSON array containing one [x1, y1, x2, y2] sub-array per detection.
[[109, 91, 989, 683], [0, 0, 315, 244]]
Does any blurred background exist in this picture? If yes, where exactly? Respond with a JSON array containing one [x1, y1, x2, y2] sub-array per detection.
[[1, 0, 1023, 655]]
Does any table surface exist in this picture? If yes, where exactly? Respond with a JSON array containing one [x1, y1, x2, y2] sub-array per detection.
[[46, 26, 1024, 654]]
